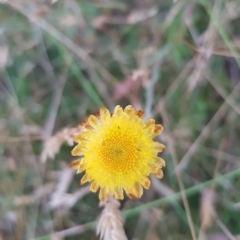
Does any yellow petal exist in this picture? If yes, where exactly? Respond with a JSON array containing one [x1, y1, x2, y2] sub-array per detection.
[[73, 131, 91, 143], [154, 142, 166, 152], [152, 169, 164, 179], [154, 156, 165, 168], [69, 158, 82, 169], [80, 120, 92, 130], [135, 110, 144, 120], [105, 187, 114, 195], [113, 105, 123, 117], [145, 119, 155, 135], [88, 115, 99, 129], [139, 176, 151, 189], [124, 105, 135, 117], [81, 174, 89, 184], [149, 164, 159, 174], [100, 107, 110, 117], [90, 180, 100, 192], [132, 182, 143, 198], [71, 144, 84, 156], [100, 107, 111, 124], [73, 134, 81, 143], [114, 187, 124, 200], [152, 124, 163, 137], [145, 119, 155, 127], [99, 187, 108, 201], [77, 162, 86, 174], [126, 189, 137, 199]]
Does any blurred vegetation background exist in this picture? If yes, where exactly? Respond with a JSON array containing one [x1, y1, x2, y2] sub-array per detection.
[[1, 0, 240, 239]]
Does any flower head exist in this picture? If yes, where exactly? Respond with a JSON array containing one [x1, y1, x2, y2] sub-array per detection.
[[70, 105, 165, 201]]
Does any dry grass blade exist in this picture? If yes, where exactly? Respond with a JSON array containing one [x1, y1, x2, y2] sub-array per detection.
[[142, 208, 163, 240], [48, 167, 74, 210], [200, 189, 216, 231], [215, 218, 238, 240], [41, 126, 82, 163], [0, 45, 9, 70], [97, 196, 127, 240], [48, 187, 90, 210], [127, 7, 158, 24]]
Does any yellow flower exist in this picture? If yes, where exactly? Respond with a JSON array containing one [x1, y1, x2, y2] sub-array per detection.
[[70, 105, 165, 201]]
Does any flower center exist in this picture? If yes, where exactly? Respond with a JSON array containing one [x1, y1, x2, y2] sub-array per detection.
[[99, 128, 138, 172]]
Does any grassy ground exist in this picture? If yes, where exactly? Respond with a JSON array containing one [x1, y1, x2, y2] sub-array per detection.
[[1, 0, 240, 239]]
